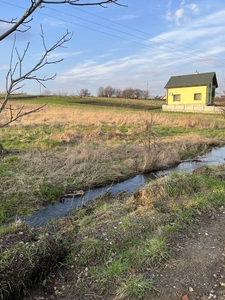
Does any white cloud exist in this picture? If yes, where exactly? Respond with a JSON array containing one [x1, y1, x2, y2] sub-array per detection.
[[111, 14, 138, 21], [48, 51, 82, 59], [164, 2, 200, 25], [174, 8, 185, 25], [43, 18, 67, 27], [0, 64, 9, 71], [189, 3, 199, 14]]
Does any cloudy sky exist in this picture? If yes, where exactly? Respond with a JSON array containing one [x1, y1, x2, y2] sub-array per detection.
[[1, 0, 225, 96]]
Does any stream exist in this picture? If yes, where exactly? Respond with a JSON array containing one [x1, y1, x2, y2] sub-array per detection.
[[24, 145, 225, 227]]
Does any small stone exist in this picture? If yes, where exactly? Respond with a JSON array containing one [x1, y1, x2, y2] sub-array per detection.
[[42, 279, 47, 286], [189, 287, 194, 292]]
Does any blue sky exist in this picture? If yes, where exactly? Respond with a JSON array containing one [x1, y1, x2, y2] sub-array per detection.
[[1, 0, 225, 96]]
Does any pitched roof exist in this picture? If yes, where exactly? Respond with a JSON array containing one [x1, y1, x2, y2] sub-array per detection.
[[165, 72, 218, 89]]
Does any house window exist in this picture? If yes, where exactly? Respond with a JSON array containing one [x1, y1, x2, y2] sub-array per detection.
[[194, 93, 202, 100], [173, 94, 180, 101]]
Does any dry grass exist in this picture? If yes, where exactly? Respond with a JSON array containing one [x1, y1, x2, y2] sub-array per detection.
[[12, 134, 218, 194], [6, 103, 140, 127], [4, 102, 223, 130]]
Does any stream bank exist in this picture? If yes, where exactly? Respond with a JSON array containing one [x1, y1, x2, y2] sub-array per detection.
[[24, 145, 225, 227]]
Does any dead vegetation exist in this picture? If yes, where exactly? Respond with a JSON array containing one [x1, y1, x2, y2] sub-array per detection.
[[3, 101, 224, 129]]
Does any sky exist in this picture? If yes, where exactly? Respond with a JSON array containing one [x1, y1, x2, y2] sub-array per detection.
[[1, 0, 225, 97]]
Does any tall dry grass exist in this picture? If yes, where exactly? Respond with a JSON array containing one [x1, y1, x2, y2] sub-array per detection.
[[5, 102, 223, 130], [15, 133, 219, 195]]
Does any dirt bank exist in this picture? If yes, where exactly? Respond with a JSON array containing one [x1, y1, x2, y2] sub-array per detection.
[[145, 208, 225, 300]]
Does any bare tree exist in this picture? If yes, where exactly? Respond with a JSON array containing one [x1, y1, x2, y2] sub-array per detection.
[[78, 88, 91, 97], [114, 88, 122, 98], [0, 0, 124, 127], [97, 86, 149, 99], [105, 86, 115, 97], [122, 87, 134, 99], [132, 89, 143, 99], [97, 86, 105, 97]]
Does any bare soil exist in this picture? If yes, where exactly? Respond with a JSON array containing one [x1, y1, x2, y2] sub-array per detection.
[[145, 208, 225, 300], [76, 100, 162, 110]]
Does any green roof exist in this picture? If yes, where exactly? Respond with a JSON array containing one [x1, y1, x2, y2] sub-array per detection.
[[165, 72, 218, 89]]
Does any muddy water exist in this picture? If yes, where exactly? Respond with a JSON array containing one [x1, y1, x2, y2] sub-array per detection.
[[24, 146, 225, 227]]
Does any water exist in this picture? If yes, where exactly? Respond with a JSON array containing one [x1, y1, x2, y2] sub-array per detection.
[[24, 145, 225, 227]]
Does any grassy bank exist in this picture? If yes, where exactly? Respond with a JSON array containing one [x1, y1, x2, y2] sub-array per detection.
[[1, 164, 225, 299]]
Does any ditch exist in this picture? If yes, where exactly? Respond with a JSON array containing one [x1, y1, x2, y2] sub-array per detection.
[[24, 145, 225, 227]]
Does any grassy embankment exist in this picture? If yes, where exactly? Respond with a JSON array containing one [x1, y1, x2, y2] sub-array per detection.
[[1, 95, 225, 299]]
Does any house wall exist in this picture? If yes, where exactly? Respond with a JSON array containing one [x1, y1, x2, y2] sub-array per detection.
[[162, 104, 222, 114], [167, 85, 208, 105]]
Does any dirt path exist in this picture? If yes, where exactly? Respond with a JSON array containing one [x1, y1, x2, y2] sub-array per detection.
[[145, 207, 225, 300]]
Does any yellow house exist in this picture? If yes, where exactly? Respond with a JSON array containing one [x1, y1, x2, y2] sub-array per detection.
[[163, 72, 219, 113]]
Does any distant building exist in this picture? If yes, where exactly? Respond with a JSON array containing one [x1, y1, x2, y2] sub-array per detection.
[[162, 72, 220, 113]]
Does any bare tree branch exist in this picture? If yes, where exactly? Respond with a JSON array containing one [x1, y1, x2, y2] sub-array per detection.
[[0, 0, 125, 41], [0, 103, 47, 128], [0, 27, 72, 124], [3, 27, 72, 98]]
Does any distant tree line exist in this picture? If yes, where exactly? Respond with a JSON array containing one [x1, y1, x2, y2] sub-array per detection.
[[97, 86, 150, 99], [40, 86, 151, 99]]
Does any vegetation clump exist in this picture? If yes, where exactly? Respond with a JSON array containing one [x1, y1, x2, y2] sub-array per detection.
[[0, 221, 76, 300]]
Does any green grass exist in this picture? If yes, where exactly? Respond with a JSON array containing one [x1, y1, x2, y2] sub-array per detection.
[[116, 275, 156, 300], [155, 124, 225, 140], [8, 94, 164, 111], [37, 181, 64, 205], [68, 237, 106, 267], [0, 224, 17, 235], [0, 125, 65, 149]]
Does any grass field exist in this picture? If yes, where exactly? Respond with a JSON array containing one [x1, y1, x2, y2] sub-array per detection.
[[1, 95, 225, 299]]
